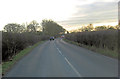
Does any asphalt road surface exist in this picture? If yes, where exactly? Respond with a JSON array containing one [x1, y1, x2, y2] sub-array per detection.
[[5, 38, 118, 77]]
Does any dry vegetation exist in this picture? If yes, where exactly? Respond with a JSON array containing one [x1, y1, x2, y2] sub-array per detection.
[[2, 32, 49, 61], [65, 29, 118, 58], [2, 20, 65, 61]]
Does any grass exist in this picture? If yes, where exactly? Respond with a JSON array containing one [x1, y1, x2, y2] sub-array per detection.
[[2, 41, 45, 75], [0, 64, 1, 75], [64, 39, 118, 59]]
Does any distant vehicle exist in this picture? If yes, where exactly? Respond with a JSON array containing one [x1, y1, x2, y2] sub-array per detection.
[[50, 36, 54, 41], [61, 35, 65, 38]]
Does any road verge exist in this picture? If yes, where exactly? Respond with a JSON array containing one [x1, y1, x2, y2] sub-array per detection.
[[63, 39, 118, 59], [2, 41, 46, 75]]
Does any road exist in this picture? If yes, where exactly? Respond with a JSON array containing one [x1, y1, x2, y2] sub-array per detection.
[[5, 38, 118, 77]]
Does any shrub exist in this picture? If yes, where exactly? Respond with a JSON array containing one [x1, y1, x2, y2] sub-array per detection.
[[65, 29, 118, 52], [2, 32, 49, 61]]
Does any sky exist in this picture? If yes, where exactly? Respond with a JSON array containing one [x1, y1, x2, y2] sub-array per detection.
[[0, 0, 119, 31]]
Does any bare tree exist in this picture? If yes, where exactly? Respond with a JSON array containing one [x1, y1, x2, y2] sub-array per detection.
[[27, 20, 40, 33], [4, 23, 25, 33]]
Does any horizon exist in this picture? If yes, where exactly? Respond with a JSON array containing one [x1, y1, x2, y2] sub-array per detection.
[[0, 21, 118, 32]]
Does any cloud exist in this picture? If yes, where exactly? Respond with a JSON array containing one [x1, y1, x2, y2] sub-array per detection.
[[58, 1, 118, 26], [0, 0, 119, 30]]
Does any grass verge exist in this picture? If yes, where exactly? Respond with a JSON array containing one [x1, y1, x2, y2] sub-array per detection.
[[64, 39, 118, 59], [2, 41, 45, 75], [0, 65, 1, 79]]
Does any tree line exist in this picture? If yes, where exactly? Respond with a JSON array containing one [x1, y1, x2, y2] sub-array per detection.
[[2, 19, 66, 61], [71, 24, 119, 32], [65, 24, 118, 54]]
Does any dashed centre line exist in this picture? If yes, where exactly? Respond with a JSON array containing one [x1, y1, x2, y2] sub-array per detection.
[[64, 57, 81, 77], [57, 48, 64, 57], [54, 43, 82, 77]]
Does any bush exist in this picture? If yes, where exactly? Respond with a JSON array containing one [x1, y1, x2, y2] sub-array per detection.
[[2, 32, 49, 61], [65, 29, 118, 52]]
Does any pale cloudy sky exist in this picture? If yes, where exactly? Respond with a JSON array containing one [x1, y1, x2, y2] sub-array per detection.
[[0, 0, 119, 31]]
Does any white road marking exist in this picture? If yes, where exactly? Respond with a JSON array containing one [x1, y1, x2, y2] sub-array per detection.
[[64, 57, 82, 77], [54, 43, 82, 77], [54, 43, 63, 56], [57, 48, 64, 57]]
